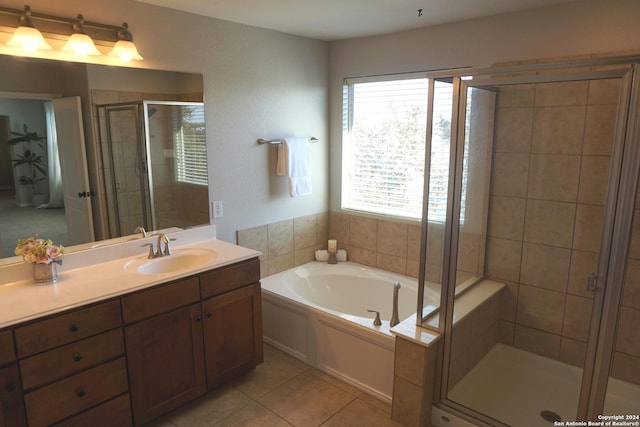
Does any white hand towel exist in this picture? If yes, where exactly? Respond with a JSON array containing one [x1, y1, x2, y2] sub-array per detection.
[[278, 137, 312, 197]]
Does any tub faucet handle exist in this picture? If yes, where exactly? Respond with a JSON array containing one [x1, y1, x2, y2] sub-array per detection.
[[367, 309, 382, 326]]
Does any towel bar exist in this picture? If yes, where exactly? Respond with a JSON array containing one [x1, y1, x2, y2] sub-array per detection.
[[257, 137, 318, 145]]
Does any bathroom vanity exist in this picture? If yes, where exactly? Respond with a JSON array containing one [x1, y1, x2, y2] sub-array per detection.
[[0, 227, 262, 427]]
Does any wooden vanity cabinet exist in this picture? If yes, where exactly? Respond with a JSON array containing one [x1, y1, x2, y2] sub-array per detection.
[[122, 277, 206, 426], [200, 258, 263, 388], [13, 300, 129, 427], [0, 256, 262, 427], [0, 329, 26, 427], [123, 257, 262, 425]]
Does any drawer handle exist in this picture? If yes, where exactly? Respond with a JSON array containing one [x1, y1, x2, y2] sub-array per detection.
[[69, 324, 79, 333], [5, 382, 16, 392], [206, 311, 213, 318], [72, 353, 83, 362], [77, 389, 86, 398], [195, 315, 202, 322]]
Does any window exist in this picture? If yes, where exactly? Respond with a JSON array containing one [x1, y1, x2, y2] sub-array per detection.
[[174, 104, 208, 186], [342, 76, 428, 219]]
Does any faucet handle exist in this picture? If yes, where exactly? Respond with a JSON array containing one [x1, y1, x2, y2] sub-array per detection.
[[141, 243, 154, 259], [367, 309, 382, 326], [163, 237, 176, 256]]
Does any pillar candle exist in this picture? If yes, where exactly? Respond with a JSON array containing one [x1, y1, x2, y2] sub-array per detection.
[[328, 239, 337, 253]]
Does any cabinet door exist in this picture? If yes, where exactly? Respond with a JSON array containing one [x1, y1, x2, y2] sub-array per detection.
[[125, 303, 206, 426], [202, 283, 263, 388], [0, 364, 26, 427]]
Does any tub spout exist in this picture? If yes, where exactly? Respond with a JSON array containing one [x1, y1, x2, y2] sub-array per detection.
[[390, 281, 401, 327]]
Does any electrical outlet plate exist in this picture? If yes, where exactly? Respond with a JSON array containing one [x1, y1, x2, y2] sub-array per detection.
[[213, 201, 224, 218]]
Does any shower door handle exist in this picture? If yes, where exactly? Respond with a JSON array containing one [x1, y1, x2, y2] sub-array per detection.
[[587, 273, 602, 292]]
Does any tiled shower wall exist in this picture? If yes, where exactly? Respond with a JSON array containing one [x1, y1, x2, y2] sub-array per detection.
[[486, 80, 620, 371]]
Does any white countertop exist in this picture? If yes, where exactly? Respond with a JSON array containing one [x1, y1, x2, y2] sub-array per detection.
[[0, 226, 261, 329]]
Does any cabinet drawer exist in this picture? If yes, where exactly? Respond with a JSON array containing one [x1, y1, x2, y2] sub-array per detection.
[[14, 300, 122, 357], [24, 357, 128, 427], [121, 276, 200, 323], [0, 329, 14, 366], [20, 328, 124, 390], [200, 257, 260, 298], [53, 394, 132, 427]]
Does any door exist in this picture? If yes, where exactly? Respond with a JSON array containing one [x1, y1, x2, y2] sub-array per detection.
[[202, 283, 263, 388], [53, 97, 94, 245], [125, 303, 206, 425], [421, 64, 640, 426], [0, 365, 26, 427]]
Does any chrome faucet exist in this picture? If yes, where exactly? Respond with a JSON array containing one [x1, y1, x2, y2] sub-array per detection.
[[390, 281, 401, 327], [142, 233, 175, 258], [156, 233, 173, 257], [134, 226, 147, 237]]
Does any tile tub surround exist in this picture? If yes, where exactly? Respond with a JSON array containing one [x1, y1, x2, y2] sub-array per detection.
[[238, 211, 483, 282], [485, 79, 632, 377], [237, 212, 329, 277]]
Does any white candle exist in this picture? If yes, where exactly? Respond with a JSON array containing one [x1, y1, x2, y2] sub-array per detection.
[[328, 239, 337, 253]]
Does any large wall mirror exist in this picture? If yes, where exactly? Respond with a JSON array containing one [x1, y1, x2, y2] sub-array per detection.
[[0, 55, 208, 261]]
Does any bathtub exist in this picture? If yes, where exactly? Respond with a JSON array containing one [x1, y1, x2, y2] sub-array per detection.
[[261, 261, 504, 403], [261, 261, 419, 402]]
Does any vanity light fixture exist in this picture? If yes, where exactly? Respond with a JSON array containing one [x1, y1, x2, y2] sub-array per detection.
[[0, 4, 143, 62], [6, 5, 51, 52], [108, 23, 143, 62], [62, 15, 101, 56]]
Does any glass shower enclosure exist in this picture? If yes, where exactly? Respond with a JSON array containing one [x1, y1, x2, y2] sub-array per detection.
[[418, 58, 640, 426], [96, 101, 208, 238]]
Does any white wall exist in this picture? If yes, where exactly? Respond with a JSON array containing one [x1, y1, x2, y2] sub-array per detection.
[[0, 0, 329, 244], [328, 0, 640, 210]]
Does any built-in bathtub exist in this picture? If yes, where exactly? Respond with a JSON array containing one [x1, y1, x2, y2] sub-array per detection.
[[261, 261, 505, 403]]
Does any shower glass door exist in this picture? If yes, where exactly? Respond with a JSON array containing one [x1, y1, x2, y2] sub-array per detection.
[[99, 104, 150, 237], [419, 61, 640, 426]]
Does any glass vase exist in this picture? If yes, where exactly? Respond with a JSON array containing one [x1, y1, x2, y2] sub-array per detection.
[[34, 262, 57, 283]]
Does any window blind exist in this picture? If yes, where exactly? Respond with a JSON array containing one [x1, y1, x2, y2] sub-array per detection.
[[342, 77, 428, 219], [174, 105, 208, 186]]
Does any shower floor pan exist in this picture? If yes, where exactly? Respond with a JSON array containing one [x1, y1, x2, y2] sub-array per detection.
[[447, 344, 640, 427]]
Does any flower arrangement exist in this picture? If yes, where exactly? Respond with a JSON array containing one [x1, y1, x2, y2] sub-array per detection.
[[14, 237, 65, 265]]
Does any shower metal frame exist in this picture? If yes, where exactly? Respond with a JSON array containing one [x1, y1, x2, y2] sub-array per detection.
[[416, 56, 640, 425], [98, 100, 204, 236]]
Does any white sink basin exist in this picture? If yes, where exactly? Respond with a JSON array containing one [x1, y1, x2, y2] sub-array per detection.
[[124, 248, 217, 275]]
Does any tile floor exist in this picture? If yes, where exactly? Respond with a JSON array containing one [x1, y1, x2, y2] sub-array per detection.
[[148, 343, 404, 427]]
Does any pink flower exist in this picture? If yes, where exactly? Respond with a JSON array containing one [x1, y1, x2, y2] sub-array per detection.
[[14, 236, 65, 265], [47, 246, 64, 263]]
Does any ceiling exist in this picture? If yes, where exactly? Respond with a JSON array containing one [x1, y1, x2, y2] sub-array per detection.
[[137, 0, 580, 41]]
